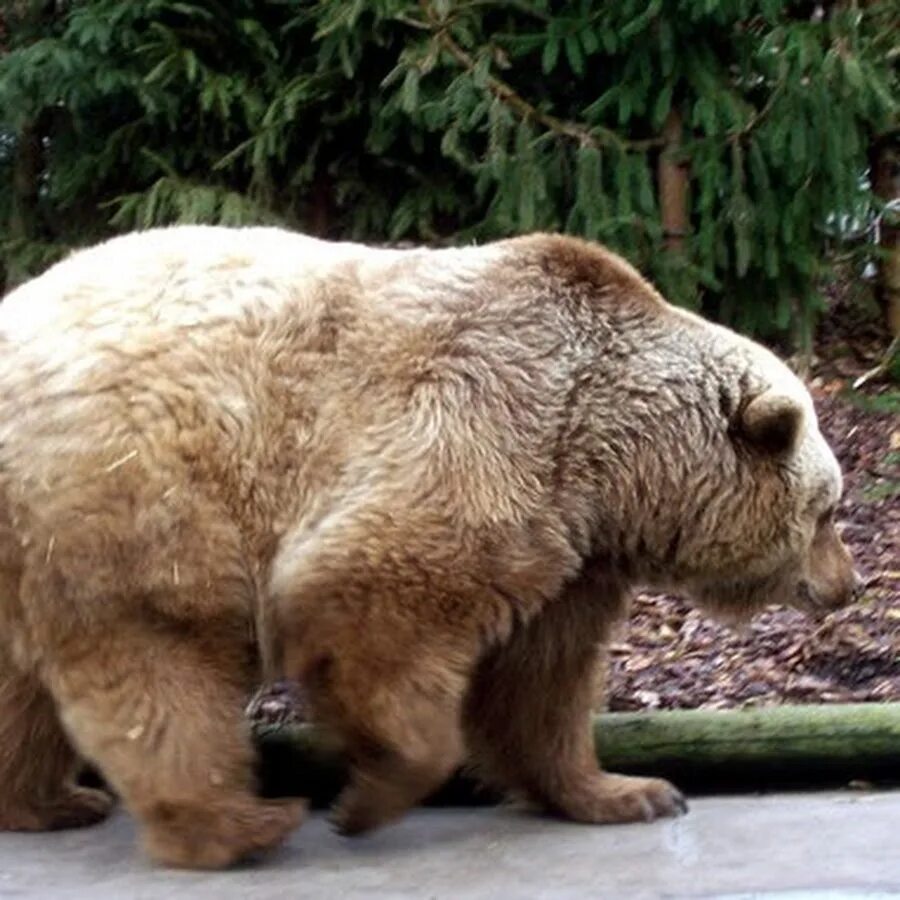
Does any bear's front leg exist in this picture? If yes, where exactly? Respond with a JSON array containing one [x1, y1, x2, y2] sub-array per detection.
[[285, 615, 474, 836], [545, 771, 687, 824], [274, 553, 486, 836], [464, 569, 687, 825]]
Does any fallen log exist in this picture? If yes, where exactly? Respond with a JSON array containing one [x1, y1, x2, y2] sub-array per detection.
[[591, 703, 900, 789], [255, 703, 900, 804]]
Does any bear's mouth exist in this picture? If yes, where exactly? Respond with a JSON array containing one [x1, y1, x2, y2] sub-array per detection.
[[796, 576, 864, 615]]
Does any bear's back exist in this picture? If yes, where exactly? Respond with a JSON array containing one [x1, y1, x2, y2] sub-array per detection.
[[0, 228, 517, 515], [0, 228, 393, 483], [0, 227, 391, 348]]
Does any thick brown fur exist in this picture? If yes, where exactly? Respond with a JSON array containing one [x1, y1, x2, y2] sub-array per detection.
[[0, 228, 860, 866]]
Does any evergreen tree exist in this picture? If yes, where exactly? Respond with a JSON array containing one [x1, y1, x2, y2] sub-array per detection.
[[0, 0, 895, 346]]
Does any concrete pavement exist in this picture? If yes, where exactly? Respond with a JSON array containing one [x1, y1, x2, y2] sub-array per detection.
[[0, 791, 898, 899]]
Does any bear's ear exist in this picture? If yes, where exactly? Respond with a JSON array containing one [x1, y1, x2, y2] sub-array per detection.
[[738, 390, 804, 455]]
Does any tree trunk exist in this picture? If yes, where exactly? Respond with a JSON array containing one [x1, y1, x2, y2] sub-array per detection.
[[309, 170, 331, 238], [658, 109, 689, 252], [5, 119, 42, 291], [255, 703, 900, 804], [870, 131, 900, 335]]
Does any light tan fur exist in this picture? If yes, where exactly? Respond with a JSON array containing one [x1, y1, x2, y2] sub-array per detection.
[[0, 227, 860, 866]]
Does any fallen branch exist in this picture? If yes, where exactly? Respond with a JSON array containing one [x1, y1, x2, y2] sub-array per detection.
[[255, 703, 900, 803], [853, 334, 900, 389]]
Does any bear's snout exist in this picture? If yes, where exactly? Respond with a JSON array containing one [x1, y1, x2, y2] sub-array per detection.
[[802, 519, 864, 612]]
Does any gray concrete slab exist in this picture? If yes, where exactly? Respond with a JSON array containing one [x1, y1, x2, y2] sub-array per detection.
[[0, 791, 898, 899]]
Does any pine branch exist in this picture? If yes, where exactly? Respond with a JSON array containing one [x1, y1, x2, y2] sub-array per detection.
[[732, 78, 787, 142], [427, 20, 662, 153]]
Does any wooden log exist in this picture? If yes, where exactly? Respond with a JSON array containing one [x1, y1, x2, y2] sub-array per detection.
[[255, 704, 900, 803], [592, 704, 900, 788]]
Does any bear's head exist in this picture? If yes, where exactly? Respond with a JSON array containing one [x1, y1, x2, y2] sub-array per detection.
[[521, 233, 862, 622], [662, 330, 864, 621]]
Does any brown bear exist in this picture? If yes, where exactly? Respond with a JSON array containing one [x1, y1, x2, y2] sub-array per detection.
[[0, 227, 861, 867]]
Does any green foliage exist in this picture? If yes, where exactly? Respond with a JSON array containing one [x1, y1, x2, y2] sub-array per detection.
[[0, 0, 896, 343], [844, 386, 900, 416]]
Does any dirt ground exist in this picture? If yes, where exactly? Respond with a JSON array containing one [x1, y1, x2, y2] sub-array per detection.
[[251, 314, 899, 727]]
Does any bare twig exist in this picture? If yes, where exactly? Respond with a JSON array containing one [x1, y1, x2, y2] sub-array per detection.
[[853, 334, 900, 389]]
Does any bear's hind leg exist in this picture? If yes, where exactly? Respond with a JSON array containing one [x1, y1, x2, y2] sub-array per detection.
[[465, 574, 687, 825], [0, 648, 114, 831], [42, 623, 304, 868]]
